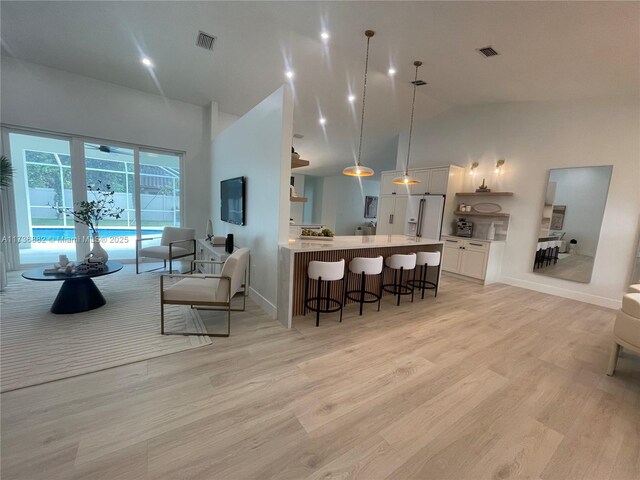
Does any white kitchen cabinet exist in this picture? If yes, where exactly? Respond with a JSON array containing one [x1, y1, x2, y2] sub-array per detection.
[[428, 167, 449, 194], [382, 166, 454, 196], [409, 170, 432, 195], [380, 172, 404, 195], [377, 195, 408, 235], [440, 236, 504, 284]]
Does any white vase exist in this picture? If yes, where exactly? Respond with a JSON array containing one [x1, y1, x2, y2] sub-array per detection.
[[91, 233, 109, 262]]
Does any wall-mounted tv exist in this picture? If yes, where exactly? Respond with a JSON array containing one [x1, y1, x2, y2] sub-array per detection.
[[221, 176, 246, 225]]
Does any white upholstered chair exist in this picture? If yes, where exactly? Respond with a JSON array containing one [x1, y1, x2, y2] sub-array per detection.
[[136, 226, 196, 274], [160, 247, 249, 337], [607, 292, 640, 376]]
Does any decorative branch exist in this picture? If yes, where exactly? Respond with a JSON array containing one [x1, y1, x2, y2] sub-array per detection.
[[54, 180, 124, 235]]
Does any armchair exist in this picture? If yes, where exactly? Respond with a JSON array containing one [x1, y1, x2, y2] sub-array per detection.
[[607, 292, 640, 376], [160, 247, 249, 337], [136, 226, 196, 274]]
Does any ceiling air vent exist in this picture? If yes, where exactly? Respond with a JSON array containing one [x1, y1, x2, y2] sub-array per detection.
[[196, 31, 216, 51], [411, 80, 427, 86], [477, 46, 499, 58]]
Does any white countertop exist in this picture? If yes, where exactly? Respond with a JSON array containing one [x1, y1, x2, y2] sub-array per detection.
[[281, 235, 443, 252]]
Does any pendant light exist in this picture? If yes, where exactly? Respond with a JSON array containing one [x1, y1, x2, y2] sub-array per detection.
[[393, 61, 423, 185], [343, 30, 375, 177]]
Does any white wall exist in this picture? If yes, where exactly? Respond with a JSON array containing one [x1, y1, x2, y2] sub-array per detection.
[[317, 175, 381, 235], [396, 96, 640, 308], [1, 56, 217, 236], [211, 86, 293, 316], [548, 166, 612, 257]]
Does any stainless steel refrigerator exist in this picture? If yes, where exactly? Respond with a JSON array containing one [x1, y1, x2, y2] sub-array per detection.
[[404, 194, 446, 239]]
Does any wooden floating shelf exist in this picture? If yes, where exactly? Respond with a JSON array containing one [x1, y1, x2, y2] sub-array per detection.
[[456, 192, 514, 196], [454, 210, 510, 217], [290, 197, 308, 203], [291, 155, 310, 169]]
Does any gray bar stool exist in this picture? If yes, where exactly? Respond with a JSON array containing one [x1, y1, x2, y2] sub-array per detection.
[[304, 259, 345, 326], [409, 251, 441, 299], [344, 256, 384, 315], [383, 253, 417, 306]]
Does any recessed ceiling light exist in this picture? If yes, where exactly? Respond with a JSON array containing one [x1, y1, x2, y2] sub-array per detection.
[[285, 70, 294, 79], [141, 57, 153, 67], [321, 31, 330, 40], [348, 94, 356, 103], [319, 117, 327, 125], [388, 67, 396, 76]]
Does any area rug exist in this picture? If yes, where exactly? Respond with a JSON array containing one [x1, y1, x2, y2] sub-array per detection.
[[0, 265, 213, 392]]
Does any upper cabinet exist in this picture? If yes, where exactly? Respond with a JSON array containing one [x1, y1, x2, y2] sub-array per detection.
[[380, 172, 408, 195], [380, 167, 451, 196]]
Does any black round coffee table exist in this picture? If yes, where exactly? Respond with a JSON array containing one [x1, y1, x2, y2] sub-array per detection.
[[22, 261, 123, 314]]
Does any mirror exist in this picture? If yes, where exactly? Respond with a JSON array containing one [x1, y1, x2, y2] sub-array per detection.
[[533, 165, 613, 283]]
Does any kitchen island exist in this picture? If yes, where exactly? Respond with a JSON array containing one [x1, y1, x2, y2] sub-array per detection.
[[277, 235, 443, 328]]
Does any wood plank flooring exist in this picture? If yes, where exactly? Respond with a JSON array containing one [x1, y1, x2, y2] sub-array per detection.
[[1, 275, 639, 480]]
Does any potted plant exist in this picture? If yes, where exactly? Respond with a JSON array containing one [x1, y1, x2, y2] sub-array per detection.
[[54, 180, 124, 262]]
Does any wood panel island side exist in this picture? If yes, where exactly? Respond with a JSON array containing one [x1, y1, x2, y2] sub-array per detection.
[[277, 235, 443, 328]]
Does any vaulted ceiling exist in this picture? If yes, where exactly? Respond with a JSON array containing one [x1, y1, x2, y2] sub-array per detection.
[[2, 1, 638, 175]]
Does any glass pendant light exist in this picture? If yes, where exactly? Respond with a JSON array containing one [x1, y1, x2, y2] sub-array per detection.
[[343, 30, 375, 177], [393, 61, 423, 185]]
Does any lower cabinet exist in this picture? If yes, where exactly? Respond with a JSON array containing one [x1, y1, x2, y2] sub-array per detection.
[[441, 236, 504, 284]]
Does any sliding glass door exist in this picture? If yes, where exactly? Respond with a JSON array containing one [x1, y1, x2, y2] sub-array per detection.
[[3, 128, 184, 267], [139, 150, 181, 231], [83, 142, 136, 260], [7, 131, 76, 266]]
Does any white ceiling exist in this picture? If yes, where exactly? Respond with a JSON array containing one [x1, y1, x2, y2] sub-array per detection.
[[2, 1, 638, 176]]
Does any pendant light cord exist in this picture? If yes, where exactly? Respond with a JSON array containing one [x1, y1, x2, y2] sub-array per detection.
[[405, 63, 419, 175], [357, 34, 371, 168]]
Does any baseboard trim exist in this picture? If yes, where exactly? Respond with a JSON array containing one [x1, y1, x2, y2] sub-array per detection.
[[249, 287, 277, 319], [500, 276, 621, 310]]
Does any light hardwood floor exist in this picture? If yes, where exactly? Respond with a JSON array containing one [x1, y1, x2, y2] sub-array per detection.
[[1, 275, 639, 480]]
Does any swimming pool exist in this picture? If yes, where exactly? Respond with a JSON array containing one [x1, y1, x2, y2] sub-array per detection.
[[33, 227, 164, 241]]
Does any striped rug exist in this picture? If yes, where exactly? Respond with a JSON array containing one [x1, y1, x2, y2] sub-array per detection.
[[0, 265, 214, 392]]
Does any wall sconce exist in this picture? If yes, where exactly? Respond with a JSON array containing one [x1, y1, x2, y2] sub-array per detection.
[[469, 162, 479, 175], [494, 159, 505, 174]]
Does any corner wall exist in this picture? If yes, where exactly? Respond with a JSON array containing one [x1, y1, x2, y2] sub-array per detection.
[[396, 96, 640, 308], [211, 86, 293, 316]]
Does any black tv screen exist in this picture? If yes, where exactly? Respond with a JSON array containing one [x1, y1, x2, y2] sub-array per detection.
[[221, 176, 246, 225]]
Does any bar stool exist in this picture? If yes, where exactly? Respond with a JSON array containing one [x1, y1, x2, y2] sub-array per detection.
[[383, 253, 416, 306], [304, 259, 345, 327], [344, 256, 384, 315], [551, 240, 561, 264], [537, 242, 549, 269], [408, 251, 441, 300]]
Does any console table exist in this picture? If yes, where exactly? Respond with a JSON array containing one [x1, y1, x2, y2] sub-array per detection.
[[196, 239, 231, 274]]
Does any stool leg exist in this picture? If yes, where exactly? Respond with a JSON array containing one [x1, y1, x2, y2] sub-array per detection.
[[325, 280, 331, 314], [378, 271, 383, 311], [397, 267, 403, 306], [421, 265, 427, 300], [410, 268, 415, 303], [339, 278, 344, 323], [343, 271, 349, 306], [304, 277, 309, 315], [359, 271, 366, 316], [435, 263, 441, 297], [316, 277, 322, 327], [393, 269, 398, 300]]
